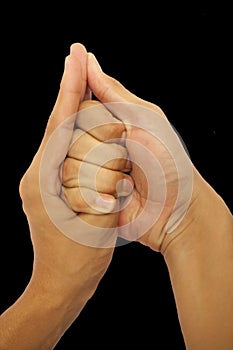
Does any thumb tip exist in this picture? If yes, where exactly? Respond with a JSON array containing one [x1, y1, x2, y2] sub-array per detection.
[[70, 42, 87, 54], [88, 52, 103, 72]]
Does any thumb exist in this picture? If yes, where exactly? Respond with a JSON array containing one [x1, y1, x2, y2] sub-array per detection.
[[36, 43, 88, 170], [87, 52, 167, 123], [87, 52, 137, 104], [41, 43, 88, 152]]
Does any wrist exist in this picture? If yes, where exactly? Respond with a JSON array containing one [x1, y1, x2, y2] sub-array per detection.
[[27, 273, 90, 322], [161, 168, 232, 260], [0, 276, 89, 350], [29, 262, 100, 311], [160, 170, 233, 349]]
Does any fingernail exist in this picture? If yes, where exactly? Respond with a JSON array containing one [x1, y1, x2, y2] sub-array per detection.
[[116, 178, 134, 197], [70, 43, 87, 65], [70, 43, 87, 55], [95, 195, 116, 213]]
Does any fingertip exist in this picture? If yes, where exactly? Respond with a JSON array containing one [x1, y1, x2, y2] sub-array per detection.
[[88, 52, 103, 72], [70, 42, 87, 55], [116, 177, 134, 197], [69, 43, 88, 68], [64, 55, 70, 69]]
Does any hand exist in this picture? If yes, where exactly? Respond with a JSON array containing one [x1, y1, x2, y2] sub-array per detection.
[[19, 44, 115, 303], [1, 43, 134, 350], [86, 53, 197, 252]]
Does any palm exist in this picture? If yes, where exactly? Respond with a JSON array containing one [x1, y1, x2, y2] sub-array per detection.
[[118, 121, 193, 251]]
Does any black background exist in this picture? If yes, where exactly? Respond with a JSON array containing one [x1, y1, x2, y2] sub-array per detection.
[[1, 3, 232, 349]]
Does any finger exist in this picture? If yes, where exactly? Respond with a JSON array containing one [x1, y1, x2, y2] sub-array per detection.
[[76, 100, 126, 143], [87, 52, 167, 123], [37, 43, 88, 171], [79, 212, 119, 229], [48, 43, 88, 133], [38, 43, 88, 177], [34, 44, 120, 249], [87, 53, 135, 104], [62, 158, 134, 197], [69, 128, 131, 172], [62, 186, 117, 214]]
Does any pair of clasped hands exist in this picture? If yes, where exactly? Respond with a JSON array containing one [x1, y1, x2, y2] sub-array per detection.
[[3, 42, 232, 350], [20, 42, 194, 293]]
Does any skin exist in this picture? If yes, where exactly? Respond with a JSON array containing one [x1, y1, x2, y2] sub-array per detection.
[[62, 100, 132, 215], [80, 52, 233, 349], [0, 44, 130, 350], [0, 43, 232, 349]]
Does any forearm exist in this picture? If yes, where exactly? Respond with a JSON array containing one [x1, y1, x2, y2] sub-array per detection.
[[0, 277, 90, 350], [163, 172, 233, 349]]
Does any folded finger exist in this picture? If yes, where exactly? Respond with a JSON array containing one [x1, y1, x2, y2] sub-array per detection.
[[68, 129, 131, 172], [62, 186, 117, 214], [62, 158, 134, 197], [76, 100, 126, 142], [78, 212, 119, 229]]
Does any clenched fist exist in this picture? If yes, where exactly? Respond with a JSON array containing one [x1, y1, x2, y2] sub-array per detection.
[[61, 100, 133, 232]]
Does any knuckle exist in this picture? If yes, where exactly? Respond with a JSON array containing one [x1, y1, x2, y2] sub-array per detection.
[[63, 187, 83, 213], [107, 122, 125, 140], [62, 158, 79, 186], [79, 99, 101, 111], [19, 170, 39, 206]]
